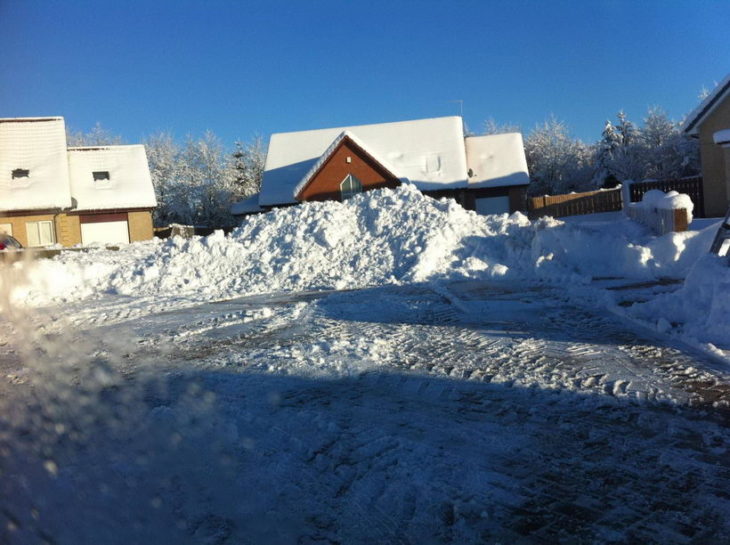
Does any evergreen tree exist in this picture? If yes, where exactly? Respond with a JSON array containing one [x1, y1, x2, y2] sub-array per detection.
[[230, 136, 265, 199]]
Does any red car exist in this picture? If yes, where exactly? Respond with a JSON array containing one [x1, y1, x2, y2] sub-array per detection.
[[0, 235, 22, 250]]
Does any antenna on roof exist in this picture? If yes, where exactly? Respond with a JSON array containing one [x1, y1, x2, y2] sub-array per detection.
[[449, 99, 464, 118]]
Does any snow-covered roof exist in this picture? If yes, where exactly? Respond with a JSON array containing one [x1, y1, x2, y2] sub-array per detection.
[[259, 116, 469, 206], [68, 145, 157, 211], [465, 133, 530, 188], [231, 193, 264, 215], [292, 130, 407, 199], [0, 117, 73, 211], [682, 74, 730, 135], [713, 129, 730, 146]]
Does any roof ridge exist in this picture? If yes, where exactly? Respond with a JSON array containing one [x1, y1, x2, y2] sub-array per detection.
[[681, 74, 730, 134], [273, 116, 462, 138]]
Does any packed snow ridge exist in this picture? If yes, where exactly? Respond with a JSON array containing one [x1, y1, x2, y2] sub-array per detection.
[[5, 184, 727, 352]]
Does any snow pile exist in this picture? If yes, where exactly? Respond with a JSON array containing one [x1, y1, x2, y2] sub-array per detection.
[[627, 254, 730, 347], [5, 186, 531, 306], [105, 186, 527, 299], [1, 185, 717, 316], [530, 215, 711, 280]]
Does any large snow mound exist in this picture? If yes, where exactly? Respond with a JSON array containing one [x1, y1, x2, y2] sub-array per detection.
[[2, 185, 716, 310], [628, 254, 730, 346]]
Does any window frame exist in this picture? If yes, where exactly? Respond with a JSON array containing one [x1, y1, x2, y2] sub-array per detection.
[[11, 168, 30, 180], [93, 171, 111, 182], [26, 220, 56, 247], [340, 174, 363, 200]]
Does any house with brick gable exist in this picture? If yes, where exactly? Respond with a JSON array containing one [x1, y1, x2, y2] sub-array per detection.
[[232, 116, 530, 217], [0, 116, 157, 247], [682, 74, 730, 217]]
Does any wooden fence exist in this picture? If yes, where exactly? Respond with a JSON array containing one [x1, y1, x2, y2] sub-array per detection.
[[629, 176, 704, 218], [527, 188, 623, 219], [625, 205, 690, 235], [528, 176, 705, 219]]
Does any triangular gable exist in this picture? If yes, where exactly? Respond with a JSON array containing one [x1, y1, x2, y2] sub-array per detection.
[[682, 74, 730, 135], [292, 130, 407, 200]]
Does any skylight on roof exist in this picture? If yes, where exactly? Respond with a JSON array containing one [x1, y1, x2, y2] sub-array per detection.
[[11, 168, 29, 179]]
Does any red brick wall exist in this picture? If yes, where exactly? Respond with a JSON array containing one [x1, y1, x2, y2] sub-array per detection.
[[297, 139, 400, 202]]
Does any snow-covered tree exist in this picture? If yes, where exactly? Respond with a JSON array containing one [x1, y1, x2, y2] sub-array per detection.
[[144, 132, 184, 226], [594, 111, 645, 183], [615, 111, 639, 147], [641, 107, 699, 179], [482, 118, 521, 135], [66, 122, 124, 146], [144, 131, 242, 228], [524, 117, 593, 195], [593, 109, 700, 184], [182, 131, 236, 227], [230, 136, 265, 199]]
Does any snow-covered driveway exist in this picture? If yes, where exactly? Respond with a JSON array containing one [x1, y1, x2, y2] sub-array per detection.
[[3, 280, 730, 544]]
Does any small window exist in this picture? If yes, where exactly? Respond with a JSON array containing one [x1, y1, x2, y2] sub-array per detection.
[[340, 174, 363, 200], [11, 169, 29, 179], [93, 171, 111, 181]]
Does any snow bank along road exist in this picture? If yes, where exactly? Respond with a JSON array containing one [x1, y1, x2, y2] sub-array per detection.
[[2, 279, 730, 544]]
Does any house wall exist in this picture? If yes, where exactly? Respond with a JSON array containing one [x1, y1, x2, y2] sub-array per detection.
[[0, 211, 76, 247], [422, 186, 527, 213], [297, 140, 400, 202], [0, 209, 154, 247], [57, 213, 81, 246], [697, 96, 730, 217]]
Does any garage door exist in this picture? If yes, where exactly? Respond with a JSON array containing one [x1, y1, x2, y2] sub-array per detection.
[[80, 214, 130, 245], [475, 195, 511, 216]]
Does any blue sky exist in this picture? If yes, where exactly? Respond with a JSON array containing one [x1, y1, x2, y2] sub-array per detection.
[[1, 0, 728, 146]]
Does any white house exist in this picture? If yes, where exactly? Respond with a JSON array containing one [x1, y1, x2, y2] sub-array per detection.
[[0, 116, 157, 247]]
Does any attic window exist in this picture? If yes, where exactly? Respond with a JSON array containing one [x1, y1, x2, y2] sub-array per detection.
[[93, 171, 111, 181], [340, 174, 363, 200], [11, 169, 29, 179]]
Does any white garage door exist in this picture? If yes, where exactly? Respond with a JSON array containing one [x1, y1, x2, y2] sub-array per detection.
[[475, 195, 511, 216], [81, 221, 130, 245]]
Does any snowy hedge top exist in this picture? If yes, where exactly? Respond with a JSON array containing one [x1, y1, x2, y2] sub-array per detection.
[[0, 117, 73, 211], [67, 146, 158, 211], [259, 116, 469, 206], [637, 189, 694, 213]]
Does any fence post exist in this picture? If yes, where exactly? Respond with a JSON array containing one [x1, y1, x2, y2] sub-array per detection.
[[621, 180, 633, 213], [673, 208, 689, 232]]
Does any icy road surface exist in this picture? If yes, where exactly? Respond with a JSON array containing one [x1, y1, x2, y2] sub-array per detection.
[[3, 280, 730, 544]]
